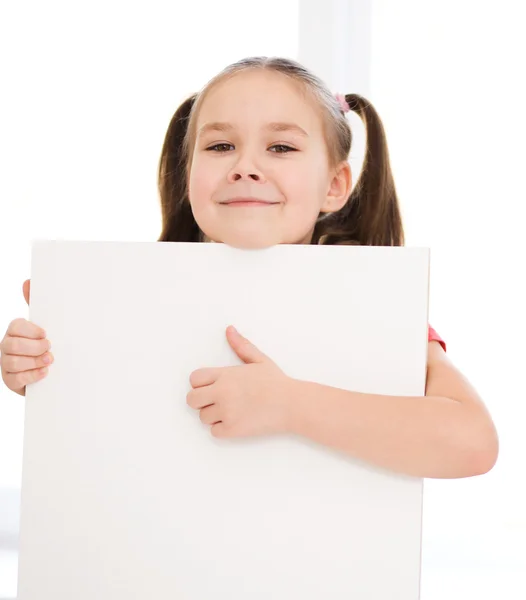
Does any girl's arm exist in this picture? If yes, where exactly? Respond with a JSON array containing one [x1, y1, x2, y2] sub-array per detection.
[[285, 341, 499, 479]]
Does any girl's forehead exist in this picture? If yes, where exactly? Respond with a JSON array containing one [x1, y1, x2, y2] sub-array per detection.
[[196, 71, 323, 132]]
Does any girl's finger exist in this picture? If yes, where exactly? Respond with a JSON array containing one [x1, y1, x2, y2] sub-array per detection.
[[199, 404, 221, 426], [4, 367, 48, 392], [6, 318, 46, 339], [211, 422, 228, 438], [1, 336, 51, 357], [187, 386, 214, 410], [2, 352, 54, 374], [189, 367, 221, 389]]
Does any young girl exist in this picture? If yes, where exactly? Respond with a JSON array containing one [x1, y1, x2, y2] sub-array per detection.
[[0, 56, 498, 480]]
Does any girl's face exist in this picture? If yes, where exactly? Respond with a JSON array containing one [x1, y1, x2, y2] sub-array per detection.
[[188, 70, 351, 248]]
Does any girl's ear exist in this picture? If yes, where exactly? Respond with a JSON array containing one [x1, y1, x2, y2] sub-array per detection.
[[320, 161, 352, 213]]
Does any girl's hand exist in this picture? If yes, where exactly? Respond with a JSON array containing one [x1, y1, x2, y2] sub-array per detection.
[[0, 279, 53, 397], [187, 326, 295, 439]]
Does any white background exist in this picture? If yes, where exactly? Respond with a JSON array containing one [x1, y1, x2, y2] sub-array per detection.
[[1, 0, 524, 598]]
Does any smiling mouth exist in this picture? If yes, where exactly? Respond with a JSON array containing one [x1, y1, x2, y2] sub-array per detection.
[[219, 197, 280, 207], [222, 201, 279, 207]]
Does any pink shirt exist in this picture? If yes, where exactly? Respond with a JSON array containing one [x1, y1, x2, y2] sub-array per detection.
[[429, 326, 446, 351]]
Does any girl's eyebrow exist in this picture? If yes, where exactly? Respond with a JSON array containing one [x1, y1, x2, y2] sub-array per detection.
[[265, 122, 309, 137], [197, 122, 309, 138]]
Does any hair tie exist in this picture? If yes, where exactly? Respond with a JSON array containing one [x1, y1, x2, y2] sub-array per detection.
[[335, 93, 351, 113]]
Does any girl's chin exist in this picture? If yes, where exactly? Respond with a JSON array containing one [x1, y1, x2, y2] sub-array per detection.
[[204, 228, 284, 250]]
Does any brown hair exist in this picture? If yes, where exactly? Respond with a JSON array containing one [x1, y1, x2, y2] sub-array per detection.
[[158, 56, 404, 246]]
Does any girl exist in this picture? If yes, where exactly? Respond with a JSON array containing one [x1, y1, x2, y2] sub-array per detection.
[[0, 57, 498, 480]]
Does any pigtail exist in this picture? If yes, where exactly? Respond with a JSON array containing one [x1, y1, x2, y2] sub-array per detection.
[[314, 94, 404, 247], [158, 94, 202, 242]]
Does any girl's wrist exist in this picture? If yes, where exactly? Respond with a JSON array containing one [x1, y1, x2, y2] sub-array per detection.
[[279, 376, 307, 435]]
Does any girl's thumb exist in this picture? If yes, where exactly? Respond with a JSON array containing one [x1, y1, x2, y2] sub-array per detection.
[[23, 279, 31, 306], [226, 326, 267, 364]]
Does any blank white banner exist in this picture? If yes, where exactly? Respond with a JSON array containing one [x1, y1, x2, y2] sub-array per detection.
[[18, 241, 429, 599]]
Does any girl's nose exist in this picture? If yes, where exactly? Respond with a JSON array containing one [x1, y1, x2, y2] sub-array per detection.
[[229, 172, 262, 182], [227, 155, 266, 183]]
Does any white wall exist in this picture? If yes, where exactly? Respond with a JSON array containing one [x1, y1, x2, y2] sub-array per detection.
[[371, 1, 526, 598]]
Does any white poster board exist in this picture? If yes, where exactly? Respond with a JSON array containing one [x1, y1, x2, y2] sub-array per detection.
[[18, 241, 430, 599]]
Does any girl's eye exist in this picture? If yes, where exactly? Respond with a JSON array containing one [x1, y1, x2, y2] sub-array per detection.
[[205, 143, 297, 154], [206, 143, 234, 153], [269, 144, 296, 154]]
